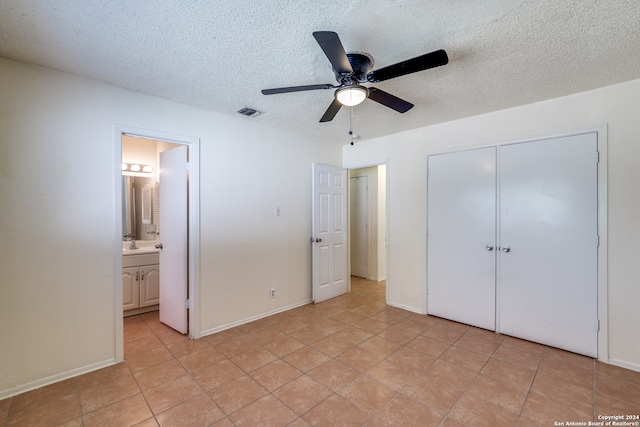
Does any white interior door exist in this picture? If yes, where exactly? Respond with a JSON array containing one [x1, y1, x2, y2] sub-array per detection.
[[159, 145, 188, 334], [427, 148, 497, 331], [498, 134, 598, 357], [312, 164, 348, 303], [350, 176, 368, 279]]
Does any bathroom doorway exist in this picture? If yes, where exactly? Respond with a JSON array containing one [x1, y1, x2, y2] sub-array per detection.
[[114, 125, 201, 361]]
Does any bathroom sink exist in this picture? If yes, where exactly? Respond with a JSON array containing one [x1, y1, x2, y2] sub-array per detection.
[[122, 243, 160, 255], [123, 248, 159, 255]]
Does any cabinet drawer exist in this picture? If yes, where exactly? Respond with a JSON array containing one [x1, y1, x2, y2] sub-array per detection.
[[123, 253, 159, 268]]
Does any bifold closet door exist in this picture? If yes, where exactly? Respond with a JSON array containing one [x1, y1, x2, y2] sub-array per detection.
[[498, 134, 598, 357], [427, 148, 497, 331]]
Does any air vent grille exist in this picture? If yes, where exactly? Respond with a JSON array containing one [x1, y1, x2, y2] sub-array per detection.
[[236, 107, 262, 117]]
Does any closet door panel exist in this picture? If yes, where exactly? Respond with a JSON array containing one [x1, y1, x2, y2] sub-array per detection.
[[427, 148, 497, 330], [498, 134, 598, 357]]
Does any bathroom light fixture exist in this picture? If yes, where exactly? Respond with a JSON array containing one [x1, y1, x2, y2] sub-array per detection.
[[122, 163, 153, 173], [335, 85, 368, 107]]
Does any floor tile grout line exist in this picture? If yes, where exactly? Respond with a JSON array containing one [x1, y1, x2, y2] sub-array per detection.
[[432, 327, 507, 427], [11, 278, 638, 427], [513, 339, 546, 425]]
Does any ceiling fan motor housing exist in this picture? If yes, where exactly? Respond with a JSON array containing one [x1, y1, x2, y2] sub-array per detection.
[[335, 52, 374, 84]]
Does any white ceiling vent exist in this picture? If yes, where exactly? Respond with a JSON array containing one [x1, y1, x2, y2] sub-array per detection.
[[236, 107, 262, 117]]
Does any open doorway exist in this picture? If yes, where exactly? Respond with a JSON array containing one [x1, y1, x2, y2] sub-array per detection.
[[349, 164, 387, 282], [114, 125, 200, 362], [121, 135, 181, 315]]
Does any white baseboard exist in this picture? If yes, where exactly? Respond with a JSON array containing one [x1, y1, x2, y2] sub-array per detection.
[[200, 299, 313, 338], [606, 358, 640, 373], [0, 358, 116, 400], [386, 301, 425, 315]]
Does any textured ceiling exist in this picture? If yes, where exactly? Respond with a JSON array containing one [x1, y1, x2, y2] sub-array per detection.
[[1, 1, 639, 145]]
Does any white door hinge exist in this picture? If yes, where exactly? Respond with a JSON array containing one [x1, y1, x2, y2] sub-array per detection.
[[185, 299, 190, 309], [596, 234, 600, 247], [597, 319, 600, 331], [185, 161, 191, 171]]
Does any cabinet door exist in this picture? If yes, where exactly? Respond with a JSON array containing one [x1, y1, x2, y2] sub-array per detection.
[[122, 267, 140, 311], [498, 134, 598, 357], [427, 147, 497, 330], [140, 265, 160, 307]]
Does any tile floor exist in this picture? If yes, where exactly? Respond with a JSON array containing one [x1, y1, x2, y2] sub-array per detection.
[[2, 277, 639, 426]]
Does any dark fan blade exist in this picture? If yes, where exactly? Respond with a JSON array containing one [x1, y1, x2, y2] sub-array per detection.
[[367, 49, 448, 83], [367, 88, 414, 113], [312, 31, 353, 74], [262, 84, 334, 95], [319, 99, 342, 122]]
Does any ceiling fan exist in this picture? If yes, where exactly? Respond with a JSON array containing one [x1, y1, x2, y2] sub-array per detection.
[[261, 31, 448, 122]]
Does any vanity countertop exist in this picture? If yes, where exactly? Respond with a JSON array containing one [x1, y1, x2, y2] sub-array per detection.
[[122, 241, 160, 256]]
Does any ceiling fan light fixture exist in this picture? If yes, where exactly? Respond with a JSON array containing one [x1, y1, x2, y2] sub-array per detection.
[[336, 86, 368, 106]]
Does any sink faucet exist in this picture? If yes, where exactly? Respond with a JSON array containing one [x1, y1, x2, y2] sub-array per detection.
[[129, 240, 138, 250]]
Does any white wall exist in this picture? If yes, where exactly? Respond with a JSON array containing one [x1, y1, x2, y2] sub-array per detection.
[[0, 57, 341, 397], [377, 165, 386, 281], [343, 78, 640, 371], [350, 167, 378, 280]]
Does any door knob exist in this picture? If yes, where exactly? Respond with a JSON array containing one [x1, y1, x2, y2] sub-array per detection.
[[502, 246, 511, 253], [485, 244, 494, 251], [315, 238, 322, 242], [155, 243, 163, 249]]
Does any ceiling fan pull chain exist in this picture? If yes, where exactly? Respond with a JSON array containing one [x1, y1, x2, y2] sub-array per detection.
[[349, 106, 355, 145]]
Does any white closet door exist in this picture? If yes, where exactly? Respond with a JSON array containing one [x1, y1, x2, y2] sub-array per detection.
[[427, 148, 497, 330], [498, 134, 598, 357]]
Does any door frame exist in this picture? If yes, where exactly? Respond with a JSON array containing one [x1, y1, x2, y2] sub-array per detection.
[[425, 124, 608, 361], [113, 124, 201, 362], [344, 159, 390, 302]]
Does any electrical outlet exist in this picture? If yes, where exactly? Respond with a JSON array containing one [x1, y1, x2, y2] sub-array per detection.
[[269, 288, 276, 299]]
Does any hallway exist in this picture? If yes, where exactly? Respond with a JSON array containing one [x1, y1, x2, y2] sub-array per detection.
[[2, 277, 639, 426]]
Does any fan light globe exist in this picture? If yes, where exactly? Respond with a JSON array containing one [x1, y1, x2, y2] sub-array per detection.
[[336, 86, 368, 106]]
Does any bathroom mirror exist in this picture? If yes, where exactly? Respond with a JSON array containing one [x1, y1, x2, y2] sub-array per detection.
[[122, 176, 158, 241]]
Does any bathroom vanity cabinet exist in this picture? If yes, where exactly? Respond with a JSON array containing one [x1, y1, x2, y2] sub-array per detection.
[[122, 252, 159, 315]]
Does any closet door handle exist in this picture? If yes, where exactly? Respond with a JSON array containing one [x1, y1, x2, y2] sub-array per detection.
[[485, 244, 494, 251], [502, 246, 511, 253]]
